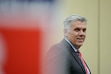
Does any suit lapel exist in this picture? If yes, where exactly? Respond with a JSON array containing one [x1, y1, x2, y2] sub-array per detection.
[[85, 61, 91, 74], [70, 49, 86, 73], [61, 39, 86, 73]]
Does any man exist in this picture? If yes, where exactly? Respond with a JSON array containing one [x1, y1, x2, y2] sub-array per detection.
[[44, 14, 91, 74]]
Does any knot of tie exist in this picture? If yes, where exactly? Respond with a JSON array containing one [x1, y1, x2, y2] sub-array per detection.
[[76, 50, 82, 57]]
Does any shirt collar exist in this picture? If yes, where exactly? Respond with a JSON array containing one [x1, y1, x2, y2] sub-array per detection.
[[64, 37, 78, 52]]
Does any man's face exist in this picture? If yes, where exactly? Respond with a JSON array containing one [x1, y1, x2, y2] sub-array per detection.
[[65, 21, 86, 49]]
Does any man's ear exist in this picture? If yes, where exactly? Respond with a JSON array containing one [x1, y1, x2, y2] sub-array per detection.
[[64, 29, 68, 36]]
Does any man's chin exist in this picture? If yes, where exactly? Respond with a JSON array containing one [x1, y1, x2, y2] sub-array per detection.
[[75, 44, 83, 49], [77, 43, 83, 47]]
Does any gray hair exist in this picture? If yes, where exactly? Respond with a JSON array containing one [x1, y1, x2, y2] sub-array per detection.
[[64, 14, 87, 29]]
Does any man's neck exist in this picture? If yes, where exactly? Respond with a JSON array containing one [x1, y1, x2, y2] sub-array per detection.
[[64, 37, 79, 52]]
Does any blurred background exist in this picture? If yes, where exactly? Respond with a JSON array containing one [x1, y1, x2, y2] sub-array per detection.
[[0, 0, 111, 74]]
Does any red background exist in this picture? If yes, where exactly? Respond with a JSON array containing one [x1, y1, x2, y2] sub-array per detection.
[[0, 28, 42, 74]]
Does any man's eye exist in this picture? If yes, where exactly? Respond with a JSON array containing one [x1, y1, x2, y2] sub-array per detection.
[[83, 29, 86, 32], [74, 28, 80, 31]]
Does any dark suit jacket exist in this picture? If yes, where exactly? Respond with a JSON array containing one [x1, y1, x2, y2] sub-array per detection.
[[44, 39, 91, 74]]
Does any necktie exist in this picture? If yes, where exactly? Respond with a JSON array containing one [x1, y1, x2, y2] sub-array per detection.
[[77, 51, 89, 74]]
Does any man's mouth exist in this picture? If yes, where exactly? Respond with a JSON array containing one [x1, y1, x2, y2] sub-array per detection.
[[77, 38, 84, 42]]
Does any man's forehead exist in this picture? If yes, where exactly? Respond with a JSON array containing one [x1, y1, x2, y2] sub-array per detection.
[[71, 22, 86, 28], [71, 20, 86, 25]]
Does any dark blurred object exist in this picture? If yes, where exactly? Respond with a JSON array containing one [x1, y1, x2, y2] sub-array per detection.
[[0, 0, 55, 3]]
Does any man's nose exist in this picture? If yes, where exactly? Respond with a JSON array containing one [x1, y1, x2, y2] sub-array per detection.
[[79, 30, 85, 35]]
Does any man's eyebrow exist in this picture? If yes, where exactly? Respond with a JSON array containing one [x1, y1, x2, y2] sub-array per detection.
[[84, 28, 86, 30]]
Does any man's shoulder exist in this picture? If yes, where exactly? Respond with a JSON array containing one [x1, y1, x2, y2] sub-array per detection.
[[49, 39, 68, 51], [46, 40, 70, 57], [48, 43, 64, 54]]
